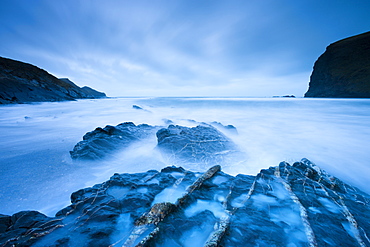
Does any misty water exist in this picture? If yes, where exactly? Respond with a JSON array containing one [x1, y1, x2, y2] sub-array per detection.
[[1, 97, 370, 217]]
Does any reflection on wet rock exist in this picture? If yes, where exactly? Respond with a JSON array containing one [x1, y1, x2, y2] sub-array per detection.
[[1, 159, 369, 246]]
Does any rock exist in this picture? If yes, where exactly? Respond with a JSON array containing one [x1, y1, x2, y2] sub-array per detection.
[[70, 122, 241, 163], [133, 105, 143, 110], [0, 214, 11, 234], [0, 159, 369, 246], [70, 122, 159, 160], [305, 31, 370, 98], [132, 104, 151, 112], [0, 56, 106, 104], [273, 95, 296, 98], [0, 211, 62, 246], [156, 124, 243, 167], [60, 78, 106, 98]]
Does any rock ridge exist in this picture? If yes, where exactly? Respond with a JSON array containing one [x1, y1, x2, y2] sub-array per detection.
[[0, 56, 106, 104]]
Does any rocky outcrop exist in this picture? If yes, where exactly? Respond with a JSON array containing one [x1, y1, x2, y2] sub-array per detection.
[[1, 159, 369, 246], [70, 122, 242, 164], [70, 122, 158, 160], [156, 124, 243, 167], [0, 56, 106, 104], [305, 31, 370, 98]]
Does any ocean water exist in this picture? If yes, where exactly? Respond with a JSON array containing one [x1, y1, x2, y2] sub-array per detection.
[[0, 97, 370, 216]]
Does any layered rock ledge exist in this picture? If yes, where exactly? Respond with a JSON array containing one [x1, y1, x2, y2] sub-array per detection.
[[0, 159, 369, 246], [0, 56, 105, 104], [305, 31, 370, 98], [70, 122, 242, 165]]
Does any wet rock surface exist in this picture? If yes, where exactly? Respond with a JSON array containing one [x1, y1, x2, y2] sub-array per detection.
[[70, 122, 242, 164], [0, 57, 106, 104], [1, 159, 369, 247], [70, 122, 159, 160], [156, 124, 243, 167]]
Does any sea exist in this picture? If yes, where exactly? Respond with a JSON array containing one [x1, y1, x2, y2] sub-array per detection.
[[1, 97, 370, 217]]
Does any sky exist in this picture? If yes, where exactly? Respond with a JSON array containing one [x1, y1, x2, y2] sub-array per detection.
[[0, 0, 369, 97]]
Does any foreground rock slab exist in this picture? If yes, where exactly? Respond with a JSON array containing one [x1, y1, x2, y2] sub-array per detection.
[[1, 159, 369, 246]]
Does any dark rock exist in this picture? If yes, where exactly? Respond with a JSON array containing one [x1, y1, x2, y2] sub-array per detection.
[[156, 124, 244, 167], [0, 159, 369, 246], [80, 86, 105, 98], [70, 121, 241, 163], [305, 31, 370, 98], [133, 104, 143, 110], [273, 95, 296, 98], [0, 214, 11, 234], [70, 122, 159, 160], [132, 104, 151, 112], [59, 78, 106, 98], [0, 56, 106, 104]]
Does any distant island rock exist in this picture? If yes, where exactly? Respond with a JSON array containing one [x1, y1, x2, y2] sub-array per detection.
[[0, 56, 106, 104], [305, 31, 370, 98]]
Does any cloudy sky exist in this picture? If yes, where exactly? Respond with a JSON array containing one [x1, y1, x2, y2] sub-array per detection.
[[0, 0, 369, 97]]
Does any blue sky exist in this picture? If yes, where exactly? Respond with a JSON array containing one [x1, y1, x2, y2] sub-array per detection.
[[0, 0, 369, 97]]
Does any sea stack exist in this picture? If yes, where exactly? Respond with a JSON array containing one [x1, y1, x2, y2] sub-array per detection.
[[305, 31, 370, 98]]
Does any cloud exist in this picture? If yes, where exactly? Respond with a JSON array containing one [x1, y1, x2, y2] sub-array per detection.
[[1, 0, 370, 96]]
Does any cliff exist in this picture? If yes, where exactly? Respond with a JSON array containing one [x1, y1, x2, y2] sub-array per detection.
[[305, 31, 370, 98], [0, 56, 106, 104]]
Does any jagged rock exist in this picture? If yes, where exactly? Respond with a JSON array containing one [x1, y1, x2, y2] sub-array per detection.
[[70, 122, 158, 160], [1, 159, 369, 246], [0, 211, 63, 246], [305, 31, 370, 98], [70, 122, 241, 162], [156, 124, 243, 167], [0, 56, 105, 104]]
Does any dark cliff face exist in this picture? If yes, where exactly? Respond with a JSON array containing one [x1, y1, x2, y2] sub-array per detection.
[[0, 56, 106, 104], [305, 31, 370, 98]]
